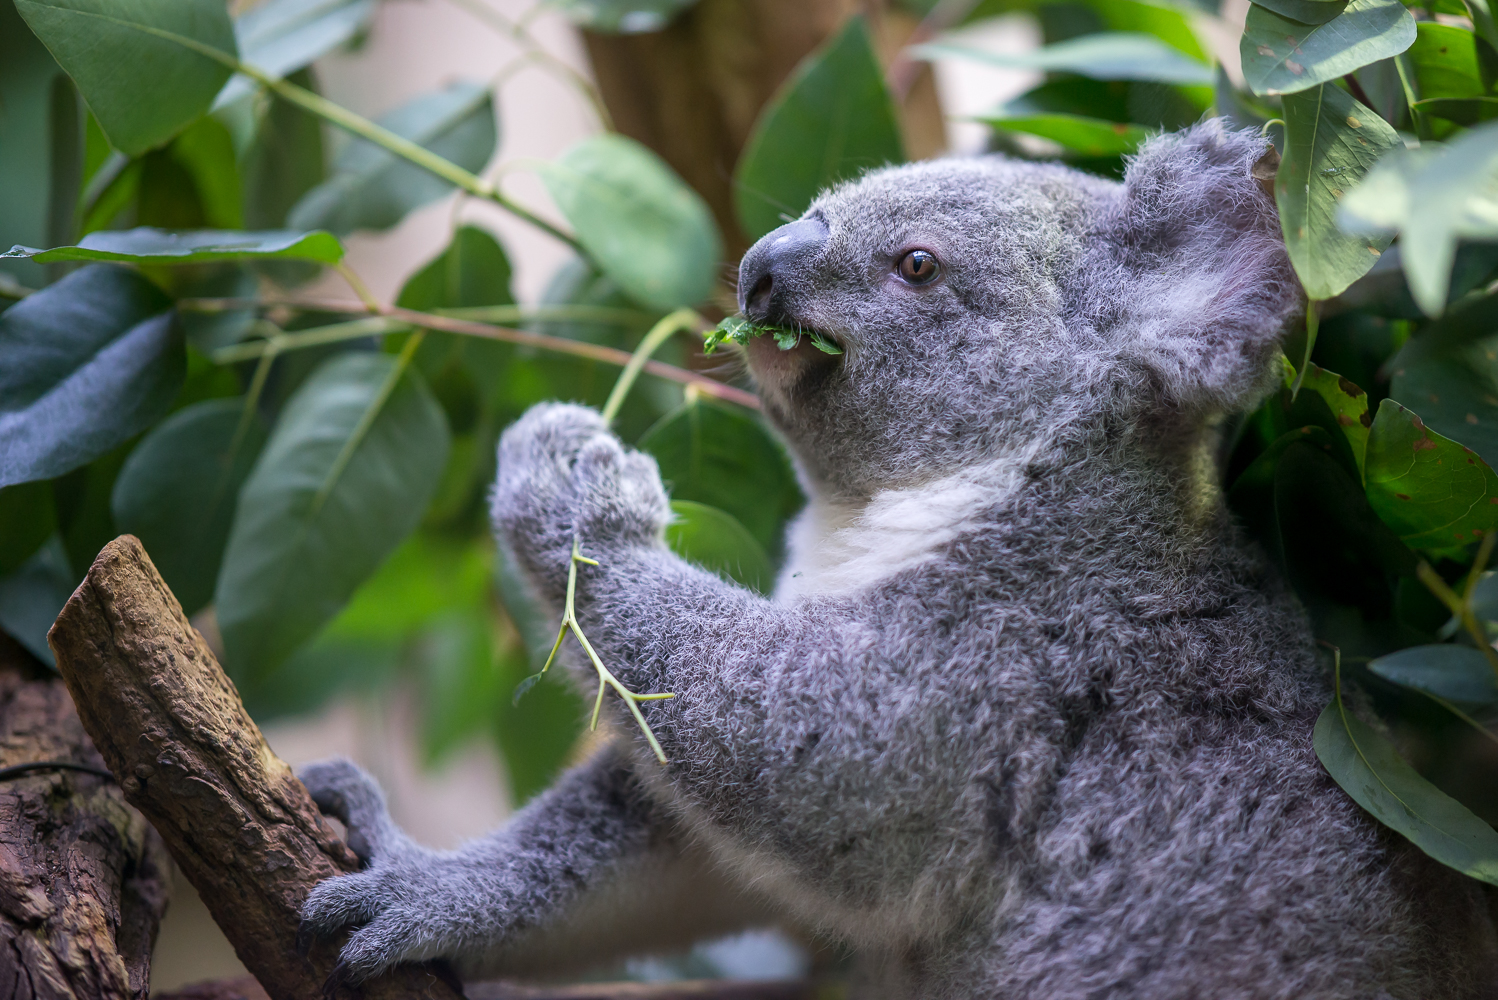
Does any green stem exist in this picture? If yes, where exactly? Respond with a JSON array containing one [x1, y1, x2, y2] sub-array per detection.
[[1289, 300, 1320, 399], [601, 308, 705, 423]]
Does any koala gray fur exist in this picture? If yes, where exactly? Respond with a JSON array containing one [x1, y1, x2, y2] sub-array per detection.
[[298, 121, 1498, 999]]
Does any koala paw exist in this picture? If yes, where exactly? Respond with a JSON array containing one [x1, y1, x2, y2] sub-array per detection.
[[492, 402, 670, 575]]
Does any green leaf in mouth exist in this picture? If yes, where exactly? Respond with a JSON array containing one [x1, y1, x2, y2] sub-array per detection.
[[702, 315, 842, 355]]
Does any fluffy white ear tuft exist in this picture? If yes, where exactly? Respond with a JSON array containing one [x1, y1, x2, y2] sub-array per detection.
[[1096, 119, 1301, 412]]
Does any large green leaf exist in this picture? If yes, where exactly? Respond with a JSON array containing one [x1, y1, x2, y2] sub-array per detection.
[[665, 500, 771, 593], [0, 481, 55, 577], [1315, 691, 1498, 885], [1365, 398, 1498, 551], [1241, 0, 1415, 97], [541, 133, 721, 310], [1408, 22, 1485, 101], [638, 400, 802, 555], [551, 0, 696, 33], [0, 265, 183, 488], [1391, 333, 1498, 468], [1339, 122, 1498, 316], [216, 0, 377, 108], [976, 113, 1147, 157], [16, 0, 238, 156], [0, 536, 77, 665], [289, 81, 497, 235], [735, 17, 906, 242], [1088, 0, 1209, 60], [4, 227, 343, 265], [111, 399, 266, 616], [1277, 84, 1401, 300], [1368, 644, 1498, 703], [215, 352, 451, 676], [915, 33, 1214, 87]]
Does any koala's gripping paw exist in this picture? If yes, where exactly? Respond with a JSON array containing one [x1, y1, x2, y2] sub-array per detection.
[[492, 402, 670, 575]]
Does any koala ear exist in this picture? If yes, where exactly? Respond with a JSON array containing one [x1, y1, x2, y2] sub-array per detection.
[[1098, 119, 1300, 411]]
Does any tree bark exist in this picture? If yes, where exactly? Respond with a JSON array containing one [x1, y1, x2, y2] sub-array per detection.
[[0, 632, 169, 1000], [45, 536, 466, 1000], [582, 0, 947, 259]]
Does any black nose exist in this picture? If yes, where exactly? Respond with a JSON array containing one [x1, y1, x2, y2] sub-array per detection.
[[737, 216, 829, 322]]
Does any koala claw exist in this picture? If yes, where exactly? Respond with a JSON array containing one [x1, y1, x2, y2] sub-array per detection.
[[321, 960, 352, 1000]]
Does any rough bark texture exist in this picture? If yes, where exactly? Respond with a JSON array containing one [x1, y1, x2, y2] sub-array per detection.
[[583, 1, 946, 259], [0, 632, 169, 1000], [155, 977, 816, 1000], [46, 536, 465, 1000]]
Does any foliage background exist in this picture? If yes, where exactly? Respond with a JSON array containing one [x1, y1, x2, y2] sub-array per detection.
[[6, 0, 1498, 973]]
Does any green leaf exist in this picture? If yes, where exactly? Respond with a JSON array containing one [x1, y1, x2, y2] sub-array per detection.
[[1415, 96, 1498, 127], [159, 115, 245, 229], [1298, 364, 1373, 475], [1339, 123, 1498, 316], [110, 398, 266, 615], [976, 113, 1148, 156], [1250, 0, 1349, 26], [215, 352, 451, 677], [541, 133, 721, 310], [1391, 333, 1498, 468], [1315, 693, 1498, 885], [16, 0, 238, 156], [242, 67, 328, 230], [1365, 398, 1498, 550], [1408, 22, 1484, 101], [1276, 84, 1401, 300], [0, 481, 56, 577], [0, 536, 77, 665], [1368, 644, 1498, 703], [550, 0, 697, 33], [0, 265, 183, 488], [1085, 0, 1210, 61], [289, 81, 497, 235], [320, 531, 492, 644], [216, 0, 377, 108], [914, 33, 1214, 87], [4, 227, 344, 265], [665, 500, 772, 593], [736, 17, 906, 242], [638, 399, 803, 555], [1241, 0, 1415, 96]]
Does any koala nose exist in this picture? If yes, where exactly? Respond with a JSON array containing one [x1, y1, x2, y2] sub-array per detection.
[[737, 216, 829, 322]]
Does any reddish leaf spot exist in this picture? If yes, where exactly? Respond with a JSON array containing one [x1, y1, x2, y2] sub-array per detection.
[[1413, 438, 1438, 451], [1337, 414, 1355, 426]]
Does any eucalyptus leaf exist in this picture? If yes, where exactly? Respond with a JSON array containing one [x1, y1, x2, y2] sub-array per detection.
[[1364, 398, 1498, 550], [1416, 97, 1498, 127], [111, 399, 267, 615], [1315, 693, 1498, 885], [290, 81, 496, 235], [1250, 0, 1349, 25], [216, 352, 451, 676], [216, 0, 377, 108], [1298, 364, 1373, 475], [1391, 333, 1498, 468], [15, 0, 238, 156], [1368, 644, 1498, 703], [243, 67, 328, 230], [541, 133, 720, 310], [0, 0, 68, 291], [666, 500, 772, 593], [976, 113, 1148, 156], [0, 265, 183, 488], [914, 34, 1214, 87], [4, 226, 344, 265], [1408, 22, 1484, 101], [1339, 122, 1498, 316], [1241, 0, 1415, 97], [736, 17, 906, 241], [1277, 84, 1400, 300]]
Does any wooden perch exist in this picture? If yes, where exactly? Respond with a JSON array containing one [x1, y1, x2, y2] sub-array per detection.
[[0, 633, 169, 1000], [47, 536, 465, 1000]]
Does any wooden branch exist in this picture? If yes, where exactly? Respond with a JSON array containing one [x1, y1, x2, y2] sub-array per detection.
[[0, 632, 169, 1000], [46, 537, 465, 1000]]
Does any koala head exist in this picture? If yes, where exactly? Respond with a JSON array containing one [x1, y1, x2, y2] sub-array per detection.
[[736, 121, 1298, 501]]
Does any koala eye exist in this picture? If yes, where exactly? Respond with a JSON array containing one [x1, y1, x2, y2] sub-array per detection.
[[897, 249, 940, 285]]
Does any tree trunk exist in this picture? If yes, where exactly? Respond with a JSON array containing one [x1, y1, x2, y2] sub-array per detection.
[[0, 632, 169, 1000], [45, 536, 465, 1000], [582, 0, 947, 259]]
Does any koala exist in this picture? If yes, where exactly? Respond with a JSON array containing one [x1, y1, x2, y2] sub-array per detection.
[[297, 121, 1498, 999]]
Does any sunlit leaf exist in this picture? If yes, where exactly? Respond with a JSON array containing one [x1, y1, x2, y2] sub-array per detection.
[[736, 17, 905, 241], [111, 399, 266, 615], [541, 133, 721, 310], [0, 265, 183, 488], [1315, 691, 1498, 885], [666, 500, 771, 593], [1241, 0, 1415, 97], [15, 0, 238, 156], [915, 33, 1214, 87], [290, 81, 496, 235], [1277, 84, 1400, 300], [216, 352, 451, 676], [1368, 644, 1498, 704], [216, 0, 377, 108], [4, 227, 343, 265], [1364, 398, 1498, 551]]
